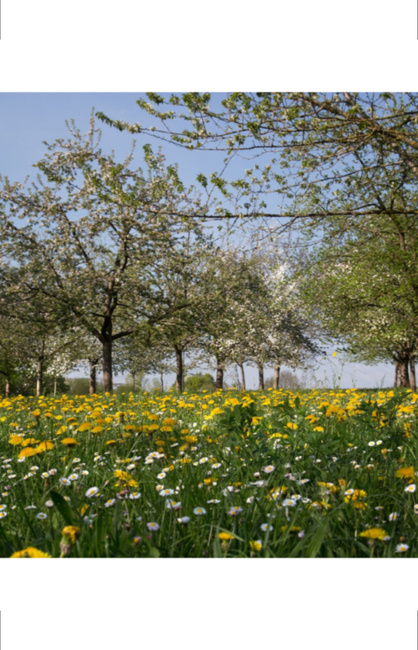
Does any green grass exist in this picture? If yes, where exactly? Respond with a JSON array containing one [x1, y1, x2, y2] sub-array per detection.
[[0, 387, 417, 557]]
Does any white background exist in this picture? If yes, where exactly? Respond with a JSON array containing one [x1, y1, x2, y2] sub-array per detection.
[[1, 2, 418, 647], [0, 0, 416, 91]]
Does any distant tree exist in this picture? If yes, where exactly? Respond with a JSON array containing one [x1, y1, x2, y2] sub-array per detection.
[[183, 372, 216, 393]]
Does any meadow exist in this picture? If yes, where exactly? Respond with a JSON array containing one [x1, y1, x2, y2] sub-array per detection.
[[0, 387, 417, 558]]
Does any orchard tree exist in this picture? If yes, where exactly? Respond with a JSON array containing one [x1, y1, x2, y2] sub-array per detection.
[[0, 117, 208, 392], [299, 216, 418, 388], [98, 93, 418, 221]]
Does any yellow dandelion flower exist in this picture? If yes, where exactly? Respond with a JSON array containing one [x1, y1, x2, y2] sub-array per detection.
[[18, 447, 39, 459], [78, 422, 92, 432], [91, 425, 104, 433], [22, 438, 40, 447], [395, 467, 415, 479], [359, 527, 388, 541], [61, 526, 81, 544], [8, 435, 24, 445], [249, 540, 262, 552], [162, 418, 176, 426], [36, 441, 54, 452], [10, 547, 51, 558], [61, 438, 80, 446], [218, 532, 235, 541]]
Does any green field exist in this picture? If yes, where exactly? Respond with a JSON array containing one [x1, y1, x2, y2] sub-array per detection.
[[0, 387, 417, 558]]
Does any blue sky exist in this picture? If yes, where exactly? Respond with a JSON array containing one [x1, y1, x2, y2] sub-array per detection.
[[0, 92, 396, 389]]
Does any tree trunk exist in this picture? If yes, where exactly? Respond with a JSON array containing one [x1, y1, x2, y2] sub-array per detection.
[[273, 363, 281, 389], [160, 371, 164, 393], [410, 355, 416, 391], [397, 357, 410, 387], [53, 376, 58, 397], [36, 357, 44, 397], [175, 346, 183, 393], [89, 358, 98, 395], [258, 362, 265, 391], [394, 360, 399, 387], [102, 338, 113, 393], [216, 357, 224, 390], [238, 362, 246, 391], [5, 375, 10, 398]]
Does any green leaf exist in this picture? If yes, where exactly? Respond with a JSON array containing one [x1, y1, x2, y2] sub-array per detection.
[[306, 521, 328, 558], [49, 490, 74, 526]]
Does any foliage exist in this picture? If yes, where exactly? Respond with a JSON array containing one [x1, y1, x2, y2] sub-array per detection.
[[183, 373, 216, 393]]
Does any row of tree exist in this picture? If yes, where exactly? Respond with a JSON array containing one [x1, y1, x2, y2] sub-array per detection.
[[0, 118, 320, 396], [100, 92, 418, 389], [1, 93, 417, 394]]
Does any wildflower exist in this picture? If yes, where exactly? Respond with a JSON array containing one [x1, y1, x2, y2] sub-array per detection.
[[61, 525, 81, 544], [359, 528, 388, 541], [129, 492, 141, 500], [0, 512, 7, 519], [78, 422, 92, 432], [10, 547, 51, 558], [249, 540, 262, 552], [262, 465, 275, 474], [395, 543, 409, 553], [389, 512, 398, 521], [260, 523, 273, 532], [166, 500, 182, 510], [146, 522, 160, 531], [405, 484, 416, 493], [59, 478, 72, 486], [193, 507, 207, 515], [228, 506, 243, 516], [159, 488, 174, 497], [177, 516, 190, 524], [104, 499, 116, 508], [36, 513, 47, 520], [218, 532, 235, 541], [282, 498, 297, 507], [85, 487, 100, 498], [157, 472, 166, 479], [61, 438, 80, 447], [36, 441, 54, 452], [395, 467, 415, 478]]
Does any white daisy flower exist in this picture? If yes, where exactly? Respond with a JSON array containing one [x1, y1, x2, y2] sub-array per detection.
[[85, 487, 100, 498]]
